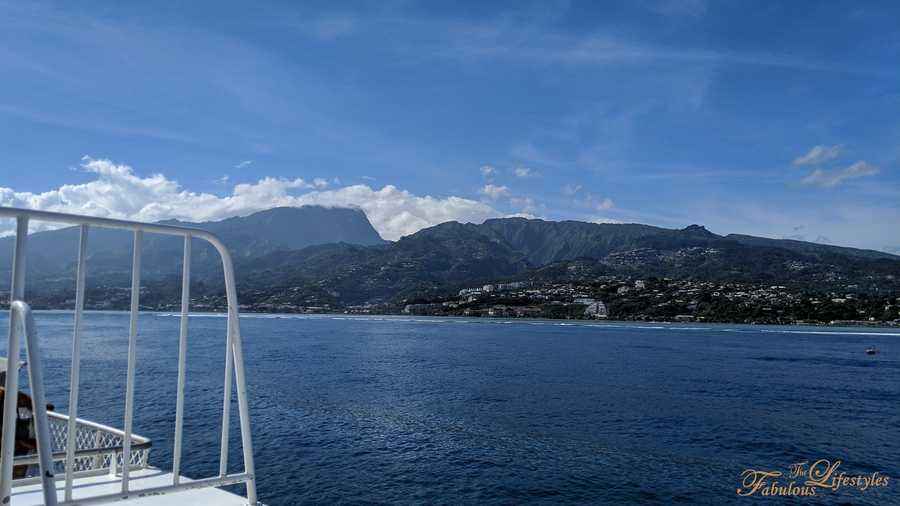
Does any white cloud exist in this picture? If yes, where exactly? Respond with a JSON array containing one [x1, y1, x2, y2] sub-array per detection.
[[312, 178, 329, 189], [561, 184, 582, 195], [294, 186, 500, 240], [792, 144, 844, 166], [591, 217, 623, 224], [801, 161, 879, 188], [0, 157, 502, 241], [513, 167, 533, 177], [479, 184, 510, 200], [234, 160, 253, 169], [479, 165, 496, 177], [215, 175, 230, 185], [596, 198, 615, 210], [506, 212, 538, 219]]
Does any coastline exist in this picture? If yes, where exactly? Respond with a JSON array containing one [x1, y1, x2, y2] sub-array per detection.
[[12, 308, 900, 331]]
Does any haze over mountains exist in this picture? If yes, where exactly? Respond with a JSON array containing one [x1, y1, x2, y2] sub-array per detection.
[[1, 206, 898, 307]]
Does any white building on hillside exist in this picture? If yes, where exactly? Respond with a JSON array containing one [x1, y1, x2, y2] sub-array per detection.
[[584, 301, 608, 318]]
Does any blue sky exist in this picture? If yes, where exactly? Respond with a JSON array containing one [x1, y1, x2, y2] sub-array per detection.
[[0, 1, 898, 250]]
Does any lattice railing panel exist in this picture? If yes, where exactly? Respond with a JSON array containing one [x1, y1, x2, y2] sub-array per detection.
[[15, 414, 150, 480]]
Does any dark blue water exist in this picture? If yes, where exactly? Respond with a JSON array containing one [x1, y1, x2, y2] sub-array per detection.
[[2, 312, 898, 504]]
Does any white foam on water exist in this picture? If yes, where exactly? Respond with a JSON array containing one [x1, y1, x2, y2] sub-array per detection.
[[146, 312, 900, 336], [760, 329, 900, 337]]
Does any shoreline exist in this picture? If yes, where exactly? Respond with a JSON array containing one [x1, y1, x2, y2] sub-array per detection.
[[10, 308, 900, 331]]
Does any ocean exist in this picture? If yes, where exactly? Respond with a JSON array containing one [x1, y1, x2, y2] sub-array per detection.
[[2, 311, 898, 504]]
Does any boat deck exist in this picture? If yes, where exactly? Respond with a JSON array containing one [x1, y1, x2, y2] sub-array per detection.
[[11, 469, 250, 505]]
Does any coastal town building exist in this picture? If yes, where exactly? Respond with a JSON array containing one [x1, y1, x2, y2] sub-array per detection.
[[584, 301, 608, 318]]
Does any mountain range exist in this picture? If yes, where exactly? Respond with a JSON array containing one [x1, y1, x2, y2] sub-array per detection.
[[232, 217, 900, 305], [2, 206, 898, 307], [0, 206, 384, 290]]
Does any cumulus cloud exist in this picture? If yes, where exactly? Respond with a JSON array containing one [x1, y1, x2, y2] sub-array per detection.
[[479, 165, 496, 177], [479, 184, 510, 200], [792, 144, 843, 166], [234, 160, 253, 169], [801, 161, 879, 188], [513, 167, 533, 177], [0, 157, 502, 240], [591, 217, 623, 224]]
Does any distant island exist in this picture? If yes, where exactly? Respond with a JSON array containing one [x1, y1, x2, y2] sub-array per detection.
[[3, 206, 899, 326]]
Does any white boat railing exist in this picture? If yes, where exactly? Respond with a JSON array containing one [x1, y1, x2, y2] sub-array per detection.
[[6, 301, 57, 506], [12, 411, 152, 485], [0, 207, 258, 505]]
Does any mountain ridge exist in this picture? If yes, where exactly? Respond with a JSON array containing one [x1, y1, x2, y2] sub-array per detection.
[[1, 208, 898, 310], [227, 216, 900, 306], [0, 206, 385, 287]]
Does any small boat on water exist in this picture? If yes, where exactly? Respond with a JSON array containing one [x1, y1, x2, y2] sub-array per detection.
[[865, 346, 878, 355], [0, 206, 260, 505]]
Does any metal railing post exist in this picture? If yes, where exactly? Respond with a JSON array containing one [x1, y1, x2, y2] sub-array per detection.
[[219, 315, 234, 477], [229, 313, 258, 504], [9, 217, 27, 301], [219, 246, 258, 504], [65, 224, 89, 501], [109, 448, 118, 477], [173, 234, 191, 484], [94, 427, 102, 470], [0, 216, 27, 504], [14, 302, 59, 505], [121, 230, 142, 493]]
